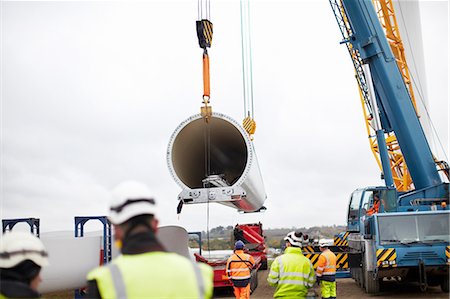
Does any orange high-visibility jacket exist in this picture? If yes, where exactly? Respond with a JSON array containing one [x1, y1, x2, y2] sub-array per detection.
[[226, 250, 255, 280], [316, 249, 337, 282], [367, 200, 380, 215]]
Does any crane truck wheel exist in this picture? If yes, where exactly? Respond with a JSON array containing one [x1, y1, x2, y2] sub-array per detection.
[[356, 267, 363, 288], [363, 261, 380, 294], [441, 276, 449, 293]]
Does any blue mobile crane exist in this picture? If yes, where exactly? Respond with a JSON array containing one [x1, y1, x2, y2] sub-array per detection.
[[329, 0, 449, 294]]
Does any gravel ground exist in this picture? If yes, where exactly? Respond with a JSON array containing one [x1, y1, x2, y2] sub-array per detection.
[[215, 270, 449, 299], [44, 270, 449, 299]]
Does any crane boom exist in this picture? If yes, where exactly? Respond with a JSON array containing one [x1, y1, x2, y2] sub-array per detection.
[[331, 1, 449, 294], [330, 0, 426, 191], [340, 0, 443, 191]]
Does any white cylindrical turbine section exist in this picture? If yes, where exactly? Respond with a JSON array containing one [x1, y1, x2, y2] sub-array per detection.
[[394, 0, 431, 138], [167, 112, 266, 212]]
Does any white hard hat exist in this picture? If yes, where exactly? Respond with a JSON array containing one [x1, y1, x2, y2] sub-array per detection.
[[319, 241, 328, 247], [284, 231, 303, 247], [109, 180, 158, 225], [0, 231, 49, 268]]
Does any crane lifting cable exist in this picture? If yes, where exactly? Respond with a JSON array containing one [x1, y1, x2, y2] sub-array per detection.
[[240, 0, 257, 139], [196, 0, 213, 254], [196, 0, 213, 122]]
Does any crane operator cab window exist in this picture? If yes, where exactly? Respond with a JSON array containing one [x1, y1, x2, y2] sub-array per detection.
[[365, 189, 397, 216], [361, 191, 374, 215], [378, 189, 397, 212], [347, 190, 363, 232], [348, 188, 397, 232]]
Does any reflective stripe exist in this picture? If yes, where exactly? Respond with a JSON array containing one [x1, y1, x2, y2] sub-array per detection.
[[279, 280, 311, 286], [317, 250, 336, 278], [269, 270, 278, 277], [324, 250, 336, 271], [192, 262, 205, 299], [276, 255, 315, 289], [278, 257, 284, 275], [229, 268, 251, 272], [268, 249, 317, 297], [267, 277, 278, 283], [108, 264, 127, 299], [282, 272, 312, 279]]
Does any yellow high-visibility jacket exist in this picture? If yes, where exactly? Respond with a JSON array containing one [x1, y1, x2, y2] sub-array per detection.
[[267, 247, 316, 298], [87, 251, 213, 299]]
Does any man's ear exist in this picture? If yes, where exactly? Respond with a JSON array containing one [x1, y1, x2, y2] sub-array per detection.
[[151, 217, 159, 233]]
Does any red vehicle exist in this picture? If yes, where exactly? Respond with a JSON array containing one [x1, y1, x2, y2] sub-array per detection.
[[233, 222, 268, 270], [192, 222, 267, 292]]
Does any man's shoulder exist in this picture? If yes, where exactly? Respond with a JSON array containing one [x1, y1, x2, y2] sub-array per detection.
[[87, 263, 108, 280], [88, 252, 194, 278], [145, 251, 195, 265], [245, 253, 253, 259]]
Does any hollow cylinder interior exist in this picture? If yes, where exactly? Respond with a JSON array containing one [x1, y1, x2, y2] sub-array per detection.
[[171, 116, 248, 189]]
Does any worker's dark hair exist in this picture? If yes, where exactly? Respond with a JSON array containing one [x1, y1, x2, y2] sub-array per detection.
[[0, 260, 41, 284], [121, 214, 155, 238]]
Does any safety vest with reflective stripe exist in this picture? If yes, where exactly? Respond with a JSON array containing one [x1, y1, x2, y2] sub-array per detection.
[[226, 250, 255, 280], [87, 251, 213, 299], [316, 249, 336, 282], [267, 247, 316, 298]]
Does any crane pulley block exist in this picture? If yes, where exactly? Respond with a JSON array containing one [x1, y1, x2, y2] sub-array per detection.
[[196, 19, 213, 49]]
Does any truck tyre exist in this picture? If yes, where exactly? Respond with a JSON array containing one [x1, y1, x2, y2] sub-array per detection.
[[250, 270, 258, 293], [363, 261, 379, 294], [260, 259, 268, 270], [359, 264, 365, 289], [365, 271, 380, 294], [358, 268, 364, 288], [354, 268, 362, 288], [441, 276, 449, 293]]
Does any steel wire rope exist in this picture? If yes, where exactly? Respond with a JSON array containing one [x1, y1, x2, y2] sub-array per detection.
[[207, 198, 211, 255], [198, 0, 211, 21], [397, 2, 449, 162], [207, 0, 211, 21], [240, 0, 255, 120], [198, 0, 212, 253], [203, 120, 212, 254]]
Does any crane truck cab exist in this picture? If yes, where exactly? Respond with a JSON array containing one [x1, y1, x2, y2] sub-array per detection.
[[346, 187, 450, 294], [347, 187, 397, 233]]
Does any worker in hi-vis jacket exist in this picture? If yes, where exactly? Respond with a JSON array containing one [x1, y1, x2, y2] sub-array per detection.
[[316, 241, 337, 299], [267, 231, 316, 298], [226, 240, 255, 299], [367, 194, 381, 215], [86, 180, 213, 299]]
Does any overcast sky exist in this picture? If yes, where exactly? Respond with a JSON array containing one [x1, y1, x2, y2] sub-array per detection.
[[1, 0, 448, 233]]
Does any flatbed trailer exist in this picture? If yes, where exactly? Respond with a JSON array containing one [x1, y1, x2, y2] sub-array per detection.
[[195, 253, 261, 291]]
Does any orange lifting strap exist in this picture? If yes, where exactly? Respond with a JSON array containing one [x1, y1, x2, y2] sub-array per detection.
[[197, 19, 213, 120], [203, 53, 210, 99]]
